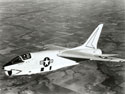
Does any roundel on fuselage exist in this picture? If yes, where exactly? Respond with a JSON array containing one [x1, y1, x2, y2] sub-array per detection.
[[43, 57, 51, 67]]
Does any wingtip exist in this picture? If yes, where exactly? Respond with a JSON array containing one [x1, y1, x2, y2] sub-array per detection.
[[99, 24, 104, 27]]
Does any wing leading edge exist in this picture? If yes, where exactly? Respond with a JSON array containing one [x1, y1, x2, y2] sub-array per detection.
[[44, 44, 68, 50]]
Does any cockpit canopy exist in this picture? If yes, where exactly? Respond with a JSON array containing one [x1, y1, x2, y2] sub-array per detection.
[[3, 53, 31, 67], [21, 53, 31, 60], [13, 53, 31, 63]]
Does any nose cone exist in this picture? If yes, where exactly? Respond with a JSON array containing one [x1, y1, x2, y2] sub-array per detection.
[[2, 64, 8, 70], [2, 60, 14, 70]]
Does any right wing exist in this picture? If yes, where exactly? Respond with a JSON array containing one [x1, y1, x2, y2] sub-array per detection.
[[58, 50, 125, 62]]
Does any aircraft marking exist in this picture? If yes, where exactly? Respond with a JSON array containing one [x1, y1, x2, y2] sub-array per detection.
[[40, 57, 53, 67]]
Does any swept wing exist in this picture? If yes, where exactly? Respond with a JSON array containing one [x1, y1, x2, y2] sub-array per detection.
[[58, 50, 125, 62]]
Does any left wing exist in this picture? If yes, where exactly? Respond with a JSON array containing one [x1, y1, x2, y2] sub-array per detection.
[[44, 44, 68, 50], [58, 50, 125, 62]]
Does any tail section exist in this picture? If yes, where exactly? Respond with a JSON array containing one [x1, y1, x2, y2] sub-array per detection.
[[75, 24, 103, 49]]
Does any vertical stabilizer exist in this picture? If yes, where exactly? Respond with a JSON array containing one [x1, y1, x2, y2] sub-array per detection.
[[75, 24, 103, 49]]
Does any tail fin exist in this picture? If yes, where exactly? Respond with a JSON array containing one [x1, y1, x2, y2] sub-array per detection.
[[75, 24, 103, 49]]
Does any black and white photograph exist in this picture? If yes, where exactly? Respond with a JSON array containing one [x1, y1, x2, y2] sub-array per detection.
[[0, 0, 125, 94]]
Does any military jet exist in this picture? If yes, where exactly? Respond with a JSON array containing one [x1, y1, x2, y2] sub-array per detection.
[[2, 24, 125, 76]]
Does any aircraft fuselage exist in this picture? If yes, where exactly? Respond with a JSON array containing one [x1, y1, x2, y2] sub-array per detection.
[[3, 50, 78, 76]]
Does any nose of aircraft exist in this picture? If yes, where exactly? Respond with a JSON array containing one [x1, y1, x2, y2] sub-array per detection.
[[2, 61, 13, 70], [2, 62, 12, 68], [2, 63, 13, 76]]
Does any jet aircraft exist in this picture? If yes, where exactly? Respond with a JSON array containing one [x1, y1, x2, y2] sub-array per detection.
[[2, 24, 125, 76]]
